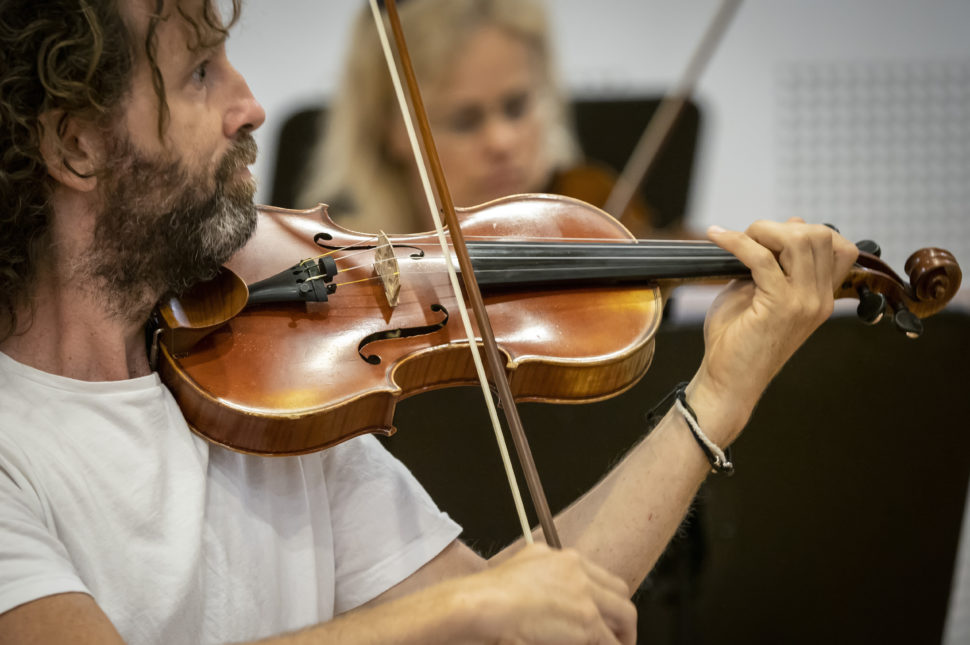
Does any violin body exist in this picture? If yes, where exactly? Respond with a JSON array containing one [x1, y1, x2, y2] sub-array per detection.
[[158, 197, 665, 455]]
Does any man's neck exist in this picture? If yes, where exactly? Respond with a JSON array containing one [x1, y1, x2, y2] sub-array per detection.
[[1, 279, 154, 381], [1, 192, 157, 382]]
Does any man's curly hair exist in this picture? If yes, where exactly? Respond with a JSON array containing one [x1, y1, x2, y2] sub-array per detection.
[[0, 0, 240, 340]]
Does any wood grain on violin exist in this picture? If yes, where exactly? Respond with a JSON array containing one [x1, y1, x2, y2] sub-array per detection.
[[155, 199, 961, 456]]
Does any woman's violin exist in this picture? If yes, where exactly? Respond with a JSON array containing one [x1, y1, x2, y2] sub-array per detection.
[[152, 195, 962, 456]]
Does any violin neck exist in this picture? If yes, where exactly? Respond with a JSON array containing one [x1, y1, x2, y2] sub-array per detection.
[[467, 239, 749, 287]]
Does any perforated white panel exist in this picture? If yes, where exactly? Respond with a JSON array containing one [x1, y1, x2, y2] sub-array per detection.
[[776, 60, 970, 279]]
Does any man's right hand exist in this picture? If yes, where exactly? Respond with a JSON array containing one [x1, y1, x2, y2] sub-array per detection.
[[465, 543, 637, 644]]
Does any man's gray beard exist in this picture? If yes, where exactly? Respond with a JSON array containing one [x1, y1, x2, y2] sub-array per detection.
[[85, 134, 259, 320]]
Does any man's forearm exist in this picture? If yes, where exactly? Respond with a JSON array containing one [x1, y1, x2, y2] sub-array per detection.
[[249, 579, 483, 645], [253, 543, 637, 645], [493, 378, 749, 592]]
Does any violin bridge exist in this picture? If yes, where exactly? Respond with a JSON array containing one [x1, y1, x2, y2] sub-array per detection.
[[374, 230, 401, 308]]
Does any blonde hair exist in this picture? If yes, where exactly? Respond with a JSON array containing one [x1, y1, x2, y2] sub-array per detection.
[[297, 0, 579, 233]]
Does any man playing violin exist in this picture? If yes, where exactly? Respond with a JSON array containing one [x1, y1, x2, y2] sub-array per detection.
[[0, 1, 858, 644]]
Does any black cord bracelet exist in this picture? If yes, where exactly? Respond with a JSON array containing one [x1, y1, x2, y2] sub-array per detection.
[[646, 382, 734, 475]]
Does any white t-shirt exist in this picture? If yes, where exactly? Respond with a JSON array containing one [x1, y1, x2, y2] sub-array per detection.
[[0, 351, 461, 643]]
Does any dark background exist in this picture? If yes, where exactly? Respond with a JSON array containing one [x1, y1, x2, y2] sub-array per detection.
[[383, 311, 970, 644]]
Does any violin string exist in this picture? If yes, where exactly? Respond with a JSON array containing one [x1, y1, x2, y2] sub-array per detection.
[[457, 234, 714, 245], [337, 233, 720, 245], [304, 234, 386, 265], [321, 253, 740, 290], [461, 236, 716, 244], [330, 273, 399, 289], [298, 233, 413, 281], [324, 237, 735, 278], [325, 249, 736, 278], [300, 233, 721, 276], [318, 236, 724, 264]]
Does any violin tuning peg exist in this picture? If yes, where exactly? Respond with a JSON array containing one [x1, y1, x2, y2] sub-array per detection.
[[856, 239, 882, 257], [893, 305, 923, 339], [856, 285, 887, 325]]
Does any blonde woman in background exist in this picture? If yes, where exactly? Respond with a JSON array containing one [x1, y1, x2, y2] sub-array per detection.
[[297, 0, 652, 234]]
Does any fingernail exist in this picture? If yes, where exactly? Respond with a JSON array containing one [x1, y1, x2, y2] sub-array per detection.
[[708, 225, 726, 234]]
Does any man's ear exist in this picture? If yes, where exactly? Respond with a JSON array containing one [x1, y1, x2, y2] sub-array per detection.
[[38, 110, 104, 192]]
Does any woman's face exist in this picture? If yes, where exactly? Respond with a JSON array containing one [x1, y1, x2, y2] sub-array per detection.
[[389, 24, 552, 210]]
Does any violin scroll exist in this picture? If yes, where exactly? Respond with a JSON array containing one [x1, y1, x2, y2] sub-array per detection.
[[840, 244, 962, 338], [905, 248, 962, 306]]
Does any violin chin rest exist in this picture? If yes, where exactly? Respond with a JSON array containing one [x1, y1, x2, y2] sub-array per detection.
[[157, 267, 249, 354]]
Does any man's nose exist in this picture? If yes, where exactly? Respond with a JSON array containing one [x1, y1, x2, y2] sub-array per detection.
[[223, 64, 266, 138]]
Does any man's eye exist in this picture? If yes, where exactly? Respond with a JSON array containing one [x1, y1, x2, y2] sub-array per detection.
[[192, 61, 210, 84]]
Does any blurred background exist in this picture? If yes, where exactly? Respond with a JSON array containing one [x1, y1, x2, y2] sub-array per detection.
[[230, 0, 969, 271], [227, 1, 969, 643]]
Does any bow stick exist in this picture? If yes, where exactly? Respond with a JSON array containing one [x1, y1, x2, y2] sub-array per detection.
[[604, 0, 742, 221], [368, 0, 561, 547]]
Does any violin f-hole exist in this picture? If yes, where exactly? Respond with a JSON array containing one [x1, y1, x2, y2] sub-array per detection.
[[357, 304, 450, 364]]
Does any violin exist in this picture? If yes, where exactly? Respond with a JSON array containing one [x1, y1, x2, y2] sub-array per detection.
[[153, 195, 961, 457]]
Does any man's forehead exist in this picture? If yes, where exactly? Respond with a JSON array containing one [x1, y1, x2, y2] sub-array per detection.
[[119, 0, 219, 20], [119, 0, 227, 56]]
